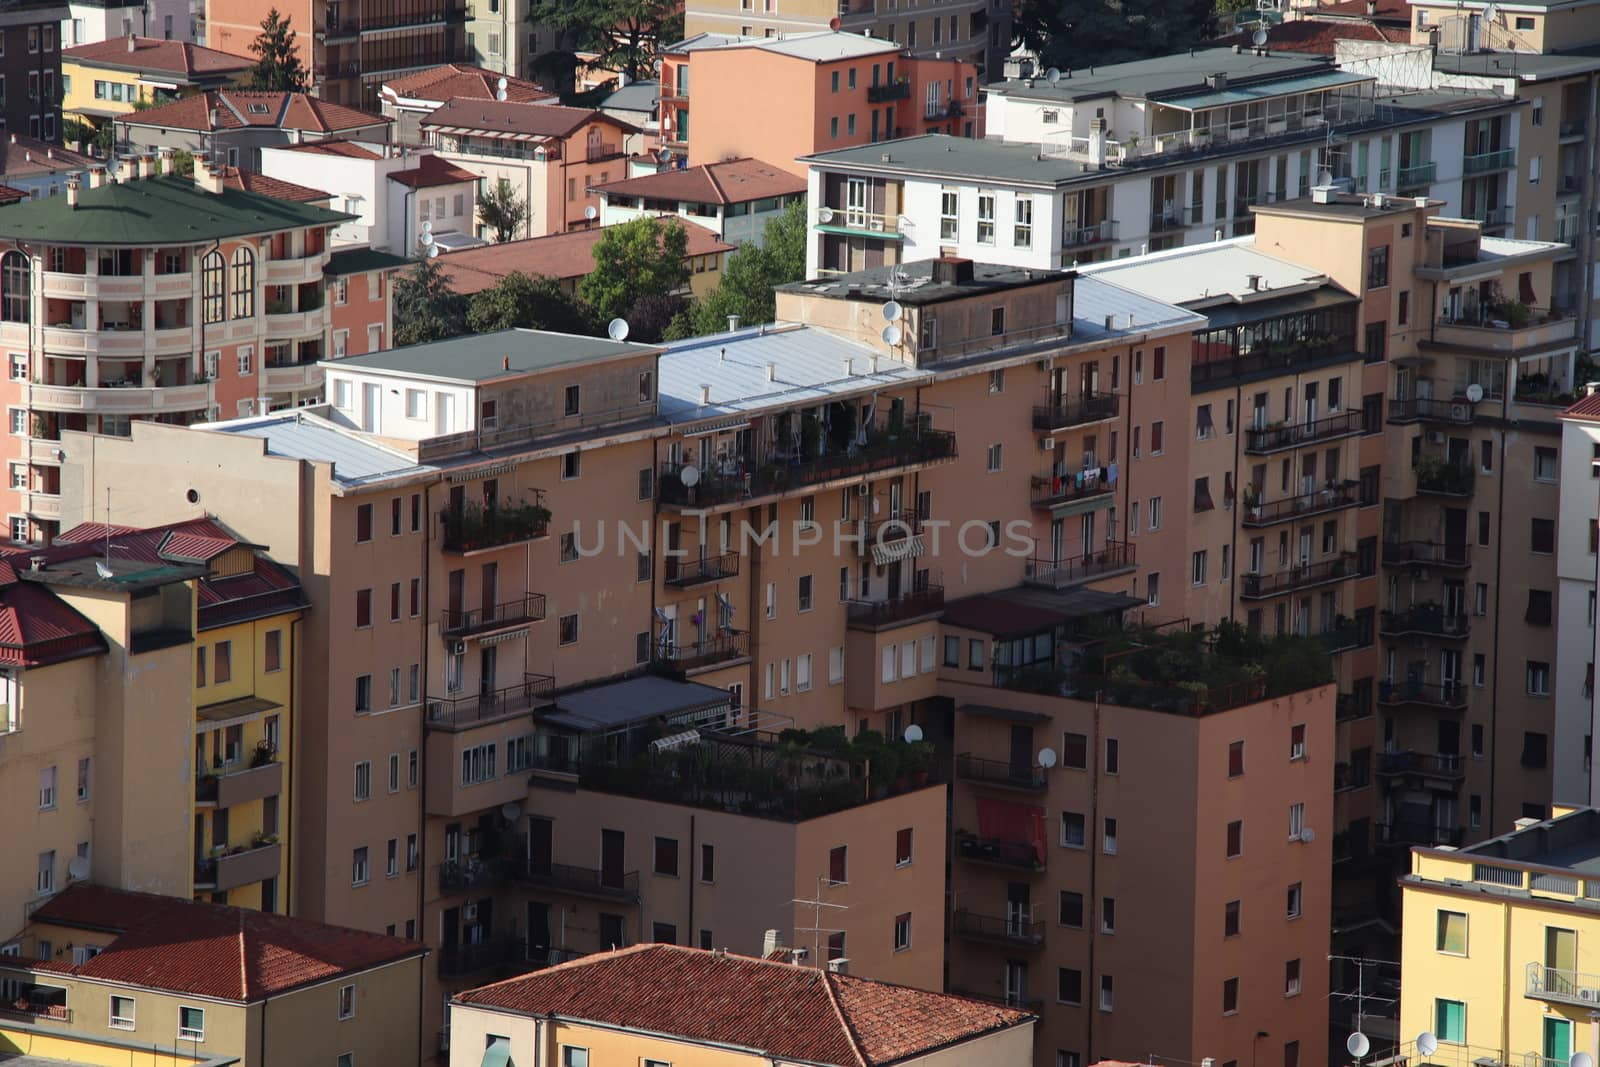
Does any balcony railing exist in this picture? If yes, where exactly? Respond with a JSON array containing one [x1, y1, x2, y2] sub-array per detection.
[[1377, 820, 1463, 848], [438, 938, 526, 979], [425, 673, 556, 729], [867, 80, 911, 103], [1387, 397, 1475, 424], [1241, 480, 1360, 526], [1413, 461, 1475, 496], [1396, 161, 1437, 189], [195, 757, 282, 808], [438, 857, 502, 894], [1022, 541, 1136, 590], [1377, 678, 1468, 709], [956, 754, 1048, 791], [441, 593, 547, 636], [952, 909, 1046, 947], [0, 999, 70, 1024], [846, 585, 945, 628], [663, 551, 740, 588], [1463, 148, 1515, 174], [1238, 554, 1357, 600], [1243, 410, 1362, 454], [656, 630, 750, 671], [1032, 394, 1119, 431], [503, 858, 641, 901], [1336, 693, 1371, 721], [1190, 332, 1357, 387], [1466, 204, 1513, 228], [1380, 607, 1469, 639], [815, 206, 903, 236], [195, 842, 281, 891], [439, 500, 550, 552], [1526, 962, 1600, 1007], [1031, 470, 1115, 510], [1382, 541, 1469, 568], [1149, 203, 1202, 233], [954, 831, 1045, 871], [1062, 219, 1117, 249], [1376, 750, 1465, 779]]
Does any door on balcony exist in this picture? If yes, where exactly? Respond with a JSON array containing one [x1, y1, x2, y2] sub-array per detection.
[[1447, 437, 1470, 468], [1006, 882, 1030, 938], [442, 906, 461, 954], [361, 383, 380, 433], [528, 902, 551, 964], [1545, 927, 1577, 997], [1050, 367, 1068, 406], [845, 178, 868, 228], [1444, 508, 1467, 562], [1302, 381, 1318, 426], [1544, 1016, 1572, 1063], [478, 645, 496, 699], [1050, 519, 1064, 565], [528, 816, 553, 875], [1079, 361, 1099, 400], [480, 562, 497, 625], [1009, 725, 1032, 779], [1004, 960, 1027, 1006], [1080, 512, 1095, 557], [1437, 720, 1460, 757], [600, 828, 625, 890], [1443, 581, 1466, 620]]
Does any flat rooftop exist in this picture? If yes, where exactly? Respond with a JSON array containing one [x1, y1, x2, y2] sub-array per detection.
[[703, 30, 900, 62], [1080, 237, 1332, 307], [986, 47, 1341, 103], [1454, 807, 1600, 875], [326, 329, 661, 383], [545, 674, 733, 733], [779, 260, 1070, 306], [1433, 46, 1600, 81], [210, 411, 437, 488]]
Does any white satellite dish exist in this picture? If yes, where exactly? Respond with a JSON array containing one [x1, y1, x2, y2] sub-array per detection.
[[657, 148, 673, 163], [585, 204, 598, 220], [679, 464, 701, 487], [427, 244, 440, 259], [1251, 27, 1269, 46], [1482, 1, 1498, 20], [422, 219, 433, 233], [608, 317, 630, 341], [903, 724, 924, 743], [95, 560, 113, 579], [817, 206, 835, 223], [1300, 827, 1316, 843], [881, 324, 902, 346], [882, 300, 902, 322], [1038, 747, 1058, 768], [420, 231, 434, 246], [1465, 383, 1484, 403], [1416, 1033, 1439, 1058], [1347, 1033, 1370, 1060], [496, 88, 508, 101], [497, 76, 508, 91], [500, 802, 523, 822], [1045, 67, 1061, 84], [67, 856, 90, 881], [1572, 1053, 1593, 1067]]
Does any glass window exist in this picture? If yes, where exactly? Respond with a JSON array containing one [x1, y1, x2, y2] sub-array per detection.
[[230, 247, 254, 318], [201, 251, 225, 323], [1435, 999, 1465, 1044], [1436, 910, 1467, 954]]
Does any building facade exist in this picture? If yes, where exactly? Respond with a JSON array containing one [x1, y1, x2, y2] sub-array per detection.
[[1, 0, 69, 143]]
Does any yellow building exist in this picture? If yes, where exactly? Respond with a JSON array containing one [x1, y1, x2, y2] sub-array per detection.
[[1399, 805, 1600, 1067], [448, 942, 1035, 1067], [62, 36, 251, 134], [0, 884, 425, 1067]]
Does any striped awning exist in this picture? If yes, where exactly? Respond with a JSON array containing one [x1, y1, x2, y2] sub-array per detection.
[[476, 628, 529, 646], [428, 124, 544, 142], [872, 534, 926, 566]]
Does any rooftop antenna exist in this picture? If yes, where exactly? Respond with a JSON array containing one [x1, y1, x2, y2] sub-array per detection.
[[608, 318, 631, 341], [789, 876, 848, 970]]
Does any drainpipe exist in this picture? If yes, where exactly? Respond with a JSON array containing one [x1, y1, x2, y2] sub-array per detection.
[[687, 812, 696, 947], [1085, 693, 1102, 1062]]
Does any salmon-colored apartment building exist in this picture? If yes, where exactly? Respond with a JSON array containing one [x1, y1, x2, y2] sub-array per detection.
[[0, 152, 399, 543], [674, 32, 982, 177]]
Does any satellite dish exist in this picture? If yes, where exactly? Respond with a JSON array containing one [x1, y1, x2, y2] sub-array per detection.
[[500, 802, 522, 822], [67, 856, 90, 881], [881, 324, 902, 346], [1318, 169, 1335, 186], [496, 88, 508, 101], [1482, 2, 1498, 20], [608, 317, 630, 341], [1347, 1033, 1370, 1060], [422, 219, 433, 233], [903, 724, 923, 743], [817, 206, 835, 224], [1300, 827, 1316, 843], [679, 464, 701, 487], [882, 300, 902, 322], [1045, 67, 1061, 84], [497, 76, 508, 91], [1038, 747, 1058, 768], [1572, 1054, 1593, 1067], [427, 244, 440, 259], [657, 148, 673, 163], [1252, 27, 1269, 46], [95, 560, 113, 579], [1417, 1033, 1439, 1058], [585, 204, 598, 220], [1465, 383, 1484, 403], [420, 231, 434, 246]]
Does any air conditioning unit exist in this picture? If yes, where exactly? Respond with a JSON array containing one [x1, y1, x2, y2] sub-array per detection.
[[1298, 827, 1316, 843], [448, 639, 467, 656], [1580, 987, 1600, 1003], [463, 902, 479, 921], [1451, 403, 1469, 421], [1426, 429, 1445, 444], [869, 218, 885, 231], [1039, 437, 1056, 452], [856, 482, 871, 496]]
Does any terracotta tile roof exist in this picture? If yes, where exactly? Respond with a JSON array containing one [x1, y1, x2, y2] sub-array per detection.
[[27, 885, 425, 1002], [0, 580, 106, 668], [277, 140, 384, 159], [0, 184, 27, 203], [125, 90, 388, 133], [63, 36, 254, 79], [222, 165, 332, 203], [1304, 0, 1411, 23], [421, 98, 636, 139], [593, 158, 804, 205], [0, 133, 93, 178], [438, 217, 734, 295], [1562, 393, 1600, 420], [456, 944, 1033, 1067], [1214, 19, 1392, 53], [388, 154, 479, 189], [383, 63, 553, 104]]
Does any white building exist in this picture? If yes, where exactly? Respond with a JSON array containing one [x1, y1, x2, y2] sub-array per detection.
[[593, 157, 805, 247], [1556, 394, 1600, 805], [64, 0, 194, 47]]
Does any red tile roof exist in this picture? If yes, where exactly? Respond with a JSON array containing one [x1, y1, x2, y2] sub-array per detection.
[[63, 36, 254, 79], [1214, 19, 1392, 53], [593, 158, 804, 205], [438, 217, 734, 295], [0, 133, 93, 179], [0, 580, 106, 668], [1303, 0, 1411, 23], [0, 184, 27, 204], [277, 140, 384, 160], [388, 153, 479, 189], [1562, 393, 1600, 421], [458, 945, 1032, 1067], [383, 63, 553, 105], [222, 165, 332, 203], [421, 98, 635, 139], [125, 90, 388, 134], [27, 885, 425, 1001]]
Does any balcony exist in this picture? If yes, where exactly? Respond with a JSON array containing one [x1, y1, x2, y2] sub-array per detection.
[[1412, 460, 1474, 497], [441, 593, 547, 637], [846, 585, 945, 629], [1243, 410, 1362, 454], [1021, 541, 1136, 589], [264, 254, 325, 286], [1466, 204, 1513, 228], [1526, 962, 1600, 1007], [814, 205, 904, 239], [29, 382, 211, 415], [656, 630, 750, 672], [954, 832, 1045, 872], [1376, 750, 1465, 782], [1190, 329, 1358, 389], [504, 858, 641, 902], [1463, 148, 1515, 175], [195, 758, 282, 808], [1061, 219, 1117, 249], [867, 80, 912, 103], [439, 499, 550, 553], [424, 673, 556, 730], [1149, 203, 1202, 233], [1387, 396, 1475, 424], [438, 857, 502, 894], [1396, 161, 1437, 190], [1432, 309, 1576, 354], [952, 909, 1046, 949], [1240, 480, 1360, 527], [1030, 470, 1114, 511], [1377, 678, 1468, 710], [949, 987, 1044, 1013], [438, 938, 526, 979], [1377, 820, 1463, 849], [955, 754, 1047, 792], [839, 509, 921, 554], [1382, 541, 1469, 569], [663, 551, 739, 588], [263, 307, 327, 337], [1032, 394, 1119, 432], [0, 988, 70, 1025], [1560, 117, 1587, 139], [1239, 553, 1358, 600], [195, 842, 282, 891], [1380, 606, 1469, 640], [1336, 693, 1371, 722]]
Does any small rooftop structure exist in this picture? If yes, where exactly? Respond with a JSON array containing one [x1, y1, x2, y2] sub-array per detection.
[[1443, 806, 1600, 874], [591, 157, 804, 206], [436, 218, 734, 295]]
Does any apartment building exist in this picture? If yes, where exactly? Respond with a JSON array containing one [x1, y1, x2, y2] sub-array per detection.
[[0, 884, 426, 1067], [61, 35, 252, 140], [420, 100, 642, 239], [63, 0, 197, 48], [201, 0, 467, 108], [114, 88, 391, 169], [1396, 805, 1600, 1067], [0, 0, 69, 144], [448, 943, 1036, 1067], [799, 47, 1523, 277], [682, 0, 1008, 80], [378, 63, 551, 143], [677, 32, 982, 177], [1559, 398, 1600, 808], [592, 158, 805, 247]]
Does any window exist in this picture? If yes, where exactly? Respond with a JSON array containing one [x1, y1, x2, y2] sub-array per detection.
[[1060, 890, 1084, 926], [893, 912, 911, 950], [1435, 999, 1465, 1044], [1290, 724, 1306, 760], [1436, 910, 1467, 954], [355, 674, 371, 712], [355, 589, 371, 628], [1192, 550, 1208, 585], [976, 191, 996, 243], [1532, 518, 1555, 554], [1527, 589, 1553, 626], [1102, 817, 1117, 854], [353, 761, 371, 801], [407, 833, 418, 871], [828, 845, 847, 884], [1285, 958, 1301, 996], [179, 1006, 205, 1041], [1063, 731, 1087, 769], [1146, 572, 1161, 607], [355, 503, 373, 542], [896, 827, 913, 865], [1058, 967, 1083, 1004], [1150, 422, 1165, 454], [230, 247, 254, 318], [1523, 731, 1548, 768], [1061, 811, 1086, 848], [1099, 975, 1114, 1012], [1152, 347, 1165, 380], [986, 443, 1003, 472], [563, 1050, 589, 1067], [36, 850, 53, 894], [563, 384, 580, 416], [76, 758, 90, 802], [700, 843, 715, 882], [1287, 882, 1302, 918], [939, 188, 958, 239], [38, 766, 55, 809], [1227, 740, 1244, 778], [1224, 899, 1240, 936], [654, 836, 679, 877], [265, 629, 282, 672], [213, 640, 231, 684], [1223, 977, 1239, 1014], [1104, 738, 1119, 775], [201, 251, 225, 323], [562, 451, 580, 479], [1194, 478, 1213, 513], [798, 574, 813, 611], [559, 614, 579, 645], [1101, 896, 1116, 933], [461, 743, 496, 785], [1528, 661, 1551, 695], [1288, 802, 1305, 840], [110, 994, 135, 1029], [1226, 820, 1242, 858], [1535, 447, 1558, 482], [1014, 197, 1033, 248], [337, 984, 354, 1019]]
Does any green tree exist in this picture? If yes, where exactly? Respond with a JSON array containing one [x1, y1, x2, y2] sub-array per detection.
[[689, 199, 808, 335], [246, 8, 308, 92], [476, 178, 531, 243], [1013, 0, 1217, 68], [524, 0, 682, 83], [623, 292, 689, 344], [580, 217, 689, 324], [467, 272, 594, 334], [393, 255, 468, 346]]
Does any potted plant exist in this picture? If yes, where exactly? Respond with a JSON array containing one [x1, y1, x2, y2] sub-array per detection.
[[903, 739, 935, 786]]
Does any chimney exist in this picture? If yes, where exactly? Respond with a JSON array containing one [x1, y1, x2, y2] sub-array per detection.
[[29, 555, 44, 570], [1087, 116, 1107, 169], [1587, 381, 1600, 397], [126, 31, 137, 52], [194, 162, 224, 195], [762, 929, 784, 957], [502, 356, 510, 370], [842, 357, 853, 375], [137, 153, 155, 180], [1414, 195, 1428, 208], [1246, 273, 1260, 291], [699, 384, 711, 404], [65, 176, 79, 208], [1311, 184, 1337, 204], [826, 958, 849, 975], [1372, 192, 1386, 209], [159, 148, 175, 175], [88, 166, 106, 189], [718, 347, 727, 361], [727, 314, 740, 332], [1366, 0, 1377, 12], [931, 256, 974, 286], [765, 362, 776, 381], [1514, 817, 1541, 832]]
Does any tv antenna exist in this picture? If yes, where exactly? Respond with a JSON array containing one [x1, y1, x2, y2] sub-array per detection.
[[789, 876, 848, 970]]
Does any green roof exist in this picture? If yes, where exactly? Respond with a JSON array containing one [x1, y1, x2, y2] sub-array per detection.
[[329, 329, 661, 383], [326, 248, 411, 276], [0, 174, 354, 245]]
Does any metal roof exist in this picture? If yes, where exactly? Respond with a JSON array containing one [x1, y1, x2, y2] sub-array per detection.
[[327, 329, 661, 383], [210, 412, 436, 487], [985, 48, 1338, 103], [1081, 238, 1331, 307], [545, 675, 733, 732], [704, 30, 901, 62], [1158, 69, 1371, 111]]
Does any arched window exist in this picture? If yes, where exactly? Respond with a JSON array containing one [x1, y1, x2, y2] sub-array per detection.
[[2, 251, 30, 324], [201, 250, 225, 324], [230, 246, 254, 319]]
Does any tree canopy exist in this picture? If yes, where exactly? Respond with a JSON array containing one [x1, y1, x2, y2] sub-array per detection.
[[1013, 0, 1217, 68], [579, 217, 690, 324], [246, 8, 309, 92], [524, 0, 681, 83], [393, 255, 468, 346], [477, 178, 531, 243], [686, 199, 807, 336], [467, 272, 594, 335]]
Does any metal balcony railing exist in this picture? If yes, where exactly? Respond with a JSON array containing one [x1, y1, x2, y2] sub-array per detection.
[[846, 585, 945, 628], [503, 858, 641, 900], [1463, 148, 1515, 174], [955, 754, 1048, 791], [1242, 410, 1362, 454], [663, 551, 739, 588], [1387, 397, 1475, 424], [437, 938, 526, 979], [1240, 480, 1360, 526], [441, 593, 547, 635], [1380, 607, 1470, 639], [1376, 750, 1465, 779], [1022, 541, 1136, 590], [1381, 541, 1469, 568], [1238, 554, 1357, 599], [1525, 962, 1600, 1007], [954, 831, 1045, 871], [656, 630, 750, 671], [1032, 394, 1119, 431], [425, 673, 556, 729], [1414, 461, 1475, 496], [1062, 219, 1117, 248], [1396, 161, 1437, 189], [867, 81, 911, 103], [1377, 678, 1468, 709], [952, 909, 1046, 947]]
